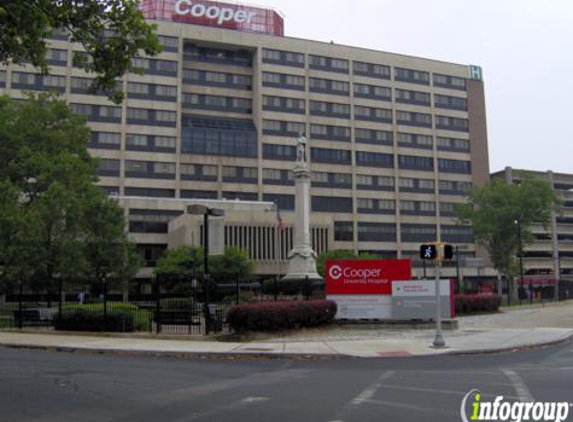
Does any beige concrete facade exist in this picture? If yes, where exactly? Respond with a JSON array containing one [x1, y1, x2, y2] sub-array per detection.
[[0, 19, 491, 278]]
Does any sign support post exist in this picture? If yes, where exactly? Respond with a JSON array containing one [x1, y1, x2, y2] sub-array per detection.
[[433, 260, 446, 348]]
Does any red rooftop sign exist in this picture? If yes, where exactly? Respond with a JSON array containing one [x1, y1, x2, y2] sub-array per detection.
[[139, 0, 284, 36], [325, 260, 412, 295]]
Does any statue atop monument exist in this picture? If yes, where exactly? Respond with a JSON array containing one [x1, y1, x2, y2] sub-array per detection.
[[296, 132, 307, 166]]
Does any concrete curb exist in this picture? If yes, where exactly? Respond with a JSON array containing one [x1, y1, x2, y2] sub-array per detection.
[[441, 331, 573, 357], [0, 342, 351, 361], [1, 331, 571, 360]]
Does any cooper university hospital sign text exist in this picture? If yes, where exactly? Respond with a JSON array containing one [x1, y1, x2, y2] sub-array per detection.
[[174, 0, 256, 24]]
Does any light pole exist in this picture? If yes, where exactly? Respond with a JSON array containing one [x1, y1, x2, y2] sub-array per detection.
[[433, 260, 445, 348], [455, 245, 461, 294], [187, 204, 225, 335], [515, 218, 527, 304]]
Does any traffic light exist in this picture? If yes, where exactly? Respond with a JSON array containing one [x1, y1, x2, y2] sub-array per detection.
[[443, 244, 454, 260], [420, 243, 454, 261], [420, 244, 438, 260]]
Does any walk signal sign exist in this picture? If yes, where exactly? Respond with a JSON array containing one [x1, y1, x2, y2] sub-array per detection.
[[420, 243, 454, 261], [420, 244, 438, 260]]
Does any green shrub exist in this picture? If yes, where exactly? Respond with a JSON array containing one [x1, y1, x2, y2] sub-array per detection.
[[58, 303, 151, 331], [54, 309, 135, 332], [227, 300, 337, 332]]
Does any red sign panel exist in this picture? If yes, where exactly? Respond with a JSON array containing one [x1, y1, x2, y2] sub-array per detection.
[[139, 0, 284, 36], [326, 260, 412, 295]]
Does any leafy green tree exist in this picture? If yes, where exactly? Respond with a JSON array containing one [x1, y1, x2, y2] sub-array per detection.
[[316, 250, 380, 278], [155, 246, 204, 279], [456, 177, 561, 300], [0, 94, 140, 288], [82, 190, 142, 282], [0, 180, 42, 292], [210, 247, 255, 282], [0, 0, 161, 102], [155, 246, 255, 283]]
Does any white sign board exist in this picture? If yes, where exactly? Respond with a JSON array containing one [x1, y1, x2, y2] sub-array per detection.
[[392, 279, 453, 320], [327, 295, 391, 320]]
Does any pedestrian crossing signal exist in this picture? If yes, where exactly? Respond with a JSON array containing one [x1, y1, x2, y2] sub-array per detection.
[[420, 243, 454, 261], [443, 244, 454, 260], [420, 244, 438, 260]]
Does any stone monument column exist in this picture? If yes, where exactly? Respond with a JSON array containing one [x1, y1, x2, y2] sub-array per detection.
[[283, 134, 322, 281]]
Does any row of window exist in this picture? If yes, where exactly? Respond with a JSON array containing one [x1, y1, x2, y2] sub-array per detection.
[[263, 119, 470, 152], [88, 122, 469, 154], [184, 93, 252, 114], [183, 69, 252, 90], [262, 49, 467, 90], [183, 44, 252, 67], [262, 144, 472, 173], [69, 104, 176, 126], [261, 97, 468, 131], [98, 160, 470, 198], [334, 222, 473, 242], [262, 72, 466, 109], [125, 202, 460, 236]]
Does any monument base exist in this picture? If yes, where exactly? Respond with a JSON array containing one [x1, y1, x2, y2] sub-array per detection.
[[282, 251, 322, 282]]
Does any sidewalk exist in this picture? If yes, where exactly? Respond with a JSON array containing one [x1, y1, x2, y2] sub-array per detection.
[[1, 301, 572, 359]]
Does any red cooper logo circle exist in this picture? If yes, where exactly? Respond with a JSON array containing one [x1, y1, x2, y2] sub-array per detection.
[[328, 265, 343, 280]]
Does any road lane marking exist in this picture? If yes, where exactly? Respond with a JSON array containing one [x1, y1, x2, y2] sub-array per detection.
[[241, 396, 270, 403], [350, 371, 395, 406], [377, 383, 520, 400], [503, 369, 535, 402]]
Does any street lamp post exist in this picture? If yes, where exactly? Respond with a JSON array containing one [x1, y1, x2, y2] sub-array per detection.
[[433, 260, 445, 348], [187, 204, 225, 335], [455, 246, 461, 294], [515, 218, 528, 304]]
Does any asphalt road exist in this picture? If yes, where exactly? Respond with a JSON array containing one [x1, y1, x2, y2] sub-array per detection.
[[1, 342, 572, 422]]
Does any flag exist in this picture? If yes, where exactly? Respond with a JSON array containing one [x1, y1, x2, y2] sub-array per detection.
[[276, 209, 286, 232]]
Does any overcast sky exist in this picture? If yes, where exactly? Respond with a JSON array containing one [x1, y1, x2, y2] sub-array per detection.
[[255, 0, 573, 174]]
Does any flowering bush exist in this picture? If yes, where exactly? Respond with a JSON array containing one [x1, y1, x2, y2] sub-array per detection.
[[227, 300, 337, 332]]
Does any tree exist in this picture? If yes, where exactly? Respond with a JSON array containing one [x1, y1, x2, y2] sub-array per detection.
[[0, 0, 161, 102], [456, 177, 561, 301], [210, 247, 255, 282], [0, 94, 140, 287], [316, 250, 380, 278], [82, 189, 142, 282], [155, 246, 204, 279], [155, 246, 255, 283]]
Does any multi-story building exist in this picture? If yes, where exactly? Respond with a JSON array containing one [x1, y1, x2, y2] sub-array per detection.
[[492, 167, 573, 290], [0, 0, 492, 278]]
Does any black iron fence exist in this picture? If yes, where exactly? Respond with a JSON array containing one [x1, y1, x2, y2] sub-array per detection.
[[0, 275, 325, 334]]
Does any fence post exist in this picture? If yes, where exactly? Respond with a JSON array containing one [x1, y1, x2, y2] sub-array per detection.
[[155, 275, 161, 334], [58, 278, 63, 324], [274, 277, 278, 301], [18, 280, 23, 329], [235, 274, 240, 305], [305, 275, 310, 300], [103, 279, 108, 325]]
